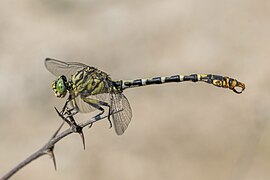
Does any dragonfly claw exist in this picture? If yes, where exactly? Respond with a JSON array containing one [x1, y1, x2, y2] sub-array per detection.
[[108, 119, 112, 129]]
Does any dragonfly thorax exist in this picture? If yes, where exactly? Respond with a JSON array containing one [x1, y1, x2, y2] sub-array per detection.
[[52, 75, 71, 98]]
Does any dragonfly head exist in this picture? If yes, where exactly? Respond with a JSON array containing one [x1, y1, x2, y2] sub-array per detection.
[[52, 75, 69, 98]]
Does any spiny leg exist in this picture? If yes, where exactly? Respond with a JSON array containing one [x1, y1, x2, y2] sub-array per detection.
[[60, 98, 82, 134], [61, 94, 72, 114], [64, 106, 79, 117], [60, 96, 78, 126], [82, 97, 112, 128], [60, 95, 79, 117]]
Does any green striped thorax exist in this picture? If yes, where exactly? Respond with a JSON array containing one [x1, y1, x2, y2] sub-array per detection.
[[52, 75, 71, 98], [51, 66, 122, 100]]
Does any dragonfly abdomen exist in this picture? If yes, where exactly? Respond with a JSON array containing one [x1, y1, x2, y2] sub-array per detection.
[[117, 74, 245, 94], [121, 75, 180, 88]]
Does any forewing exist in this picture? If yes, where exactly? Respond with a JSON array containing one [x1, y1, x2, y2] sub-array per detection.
[[111, 93, 132, 135], [45, 58, 87, 78]]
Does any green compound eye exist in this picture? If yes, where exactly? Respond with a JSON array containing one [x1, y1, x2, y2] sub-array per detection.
[[52, 76, 67, 98], [57, 78, 66, 94]]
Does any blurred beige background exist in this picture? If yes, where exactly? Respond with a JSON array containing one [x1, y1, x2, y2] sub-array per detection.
[[0, 0, 269, 179]]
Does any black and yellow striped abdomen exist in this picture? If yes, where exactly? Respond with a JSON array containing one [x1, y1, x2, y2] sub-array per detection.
[[115, 74, 245, 94]]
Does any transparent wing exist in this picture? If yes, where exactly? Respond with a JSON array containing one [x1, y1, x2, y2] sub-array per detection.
[[44, 58, 87, 78], [110, 93, 132, 135], [75, 94, 110, 113], [74, 92, 132, 135]]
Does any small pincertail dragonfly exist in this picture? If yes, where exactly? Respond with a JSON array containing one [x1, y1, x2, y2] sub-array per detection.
[[45, 58, 245, 135]]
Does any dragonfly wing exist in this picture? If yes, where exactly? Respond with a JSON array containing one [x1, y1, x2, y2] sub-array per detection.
[[45, 58, 87, 78], [111, 93, 132, 135], [75, 93, 132, 135], [75, 94, 110, 113]]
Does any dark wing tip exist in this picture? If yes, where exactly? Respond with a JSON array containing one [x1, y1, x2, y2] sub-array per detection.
[[44, 57, 53, 65], [44, 57, 62, 72], [44, 57, 63, 67], [44, 58, 50, 68], [45, 57, 52, 61], [44, 57, 54, 69], [45, 57, 57, 62]]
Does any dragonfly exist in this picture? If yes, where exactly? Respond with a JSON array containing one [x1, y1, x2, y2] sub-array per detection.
[[45, 58, 245, 135]]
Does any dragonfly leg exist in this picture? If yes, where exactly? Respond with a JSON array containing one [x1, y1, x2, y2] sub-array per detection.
[[82, 97, 112, 129], [64, 106, 79, 117], [59, 96, 81, 130], [61, 94, 73, 114], [61, 96, 79, 118]]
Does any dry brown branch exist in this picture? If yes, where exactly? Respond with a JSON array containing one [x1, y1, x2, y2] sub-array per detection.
[[1, 107, 112, 180]]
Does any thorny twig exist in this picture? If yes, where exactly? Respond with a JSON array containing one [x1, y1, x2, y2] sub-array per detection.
[[1, 107, 113, 180]]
